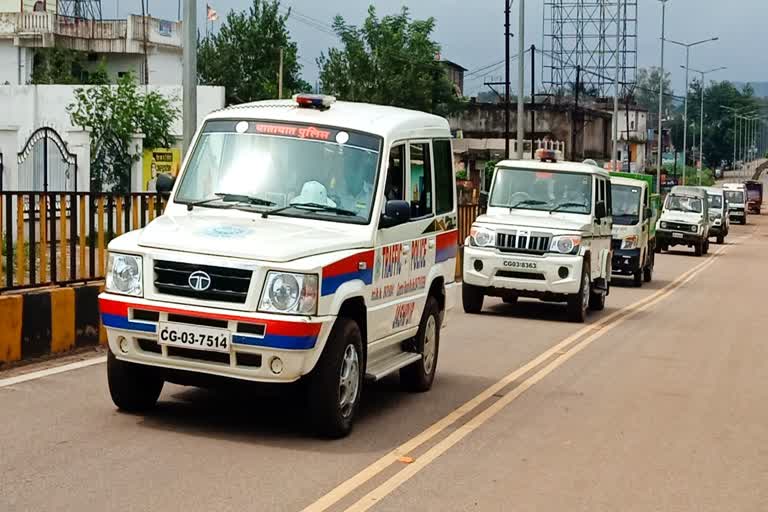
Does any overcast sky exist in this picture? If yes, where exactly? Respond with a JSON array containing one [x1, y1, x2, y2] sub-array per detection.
[[119, 0, 767, 96]]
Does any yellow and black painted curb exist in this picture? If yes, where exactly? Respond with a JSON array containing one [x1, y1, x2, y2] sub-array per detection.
[[0, 283, 106, 365]]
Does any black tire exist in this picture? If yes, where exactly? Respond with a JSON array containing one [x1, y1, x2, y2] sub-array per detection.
[[694, 241, 703, 257], [632, 270, 643, 287], [107, 350, 164, 413], [643, 256, 653, 283], [462, 283, 485, 314], [502, 296, 518, 305], [703, 240, 710, 254], [307, 318, 364, 438], [717, 235, 725, 244], [588, 287, 605, 311], [401, 297, 440, 392], [567, 261, 590, 323]]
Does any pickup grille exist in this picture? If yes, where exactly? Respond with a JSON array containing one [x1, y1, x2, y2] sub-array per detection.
[[154, 260, 252, 304], [664, 222, 694, 232], [496, 231, 551, 255]]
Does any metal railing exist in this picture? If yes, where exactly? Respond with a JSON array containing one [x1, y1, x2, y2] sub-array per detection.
[[456, 203, 485, 278], [0, 192, 165, 292]]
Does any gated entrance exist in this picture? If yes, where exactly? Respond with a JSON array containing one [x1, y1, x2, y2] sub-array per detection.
[[15, 127, 78, 192]]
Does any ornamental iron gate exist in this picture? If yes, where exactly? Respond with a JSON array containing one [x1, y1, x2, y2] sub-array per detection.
[[16, 127, 78, 192]]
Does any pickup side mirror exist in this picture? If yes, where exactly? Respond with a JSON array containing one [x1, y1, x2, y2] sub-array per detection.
[[595, 200, 607, 220], [644, 207, 653, 221], [379, 200, 411, 229], [156, 173, 175, 194]]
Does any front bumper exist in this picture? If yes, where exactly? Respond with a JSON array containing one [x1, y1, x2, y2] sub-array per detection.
[[100, 294, 333, 383], [657, 229, 702, 245], [463, 246, 583, 295], [729, 209, 745, 220], [612, 248, 641, 275]]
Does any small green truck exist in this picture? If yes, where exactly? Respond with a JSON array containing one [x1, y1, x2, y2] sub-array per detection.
[[609, 172, 661, 286]]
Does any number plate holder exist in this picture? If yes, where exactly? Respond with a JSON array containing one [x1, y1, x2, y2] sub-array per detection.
[[503, 259, 538, 270], [158, 322, 232, 353], [672, 232, 684, 239]]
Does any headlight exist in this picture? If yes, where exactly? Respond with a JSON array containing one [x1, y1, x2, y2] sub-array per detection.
[[106, 253, 143, 297], [660, 221, 668, 229], [690, 225, 698, 233], [550, 235, 581, 255], [260, 272, 318, 315], [469, 226, 495, 247], [621, 235, 638, 250]]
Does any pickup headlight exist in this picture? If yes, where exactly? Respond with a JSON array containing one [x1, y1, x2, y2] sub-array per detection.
[[260, 272, 318, 315], [106, 253, 143, 297], [690, 225, 698, 233], [550, 235, 581, 255], [660, 221, 668, 229], [469, 226, 495, 247], [621, 235, 638, 250]]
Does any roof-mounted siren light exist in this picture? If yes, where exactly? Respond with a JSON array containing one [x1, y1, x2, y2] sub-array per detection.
[[293, 94, 336, 110], [535, 148, 560, 163]]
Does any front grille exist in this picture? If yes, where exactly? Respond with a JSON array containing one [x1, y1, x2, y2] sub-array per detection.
[[138, 338, 162, 354], [167, 314, 228, 329], [496, 270, 546, 280], [154, 260, 252, 304], [664, 222, 694, 232], [167, 346, 231, 364], [496, 231, 551, 255]]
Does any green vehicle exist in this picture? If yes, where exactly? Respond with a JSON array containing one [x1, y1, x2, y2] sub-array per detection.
[[609, 172, 661, 286]]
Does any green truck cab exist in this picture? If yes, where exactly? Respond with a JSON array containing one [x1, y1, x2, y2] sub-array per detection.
[[609, 172, 660, 286]]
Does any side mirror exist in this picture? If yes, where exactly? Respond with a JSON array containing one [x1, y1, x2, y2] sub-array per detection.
[[156, 173, 175, 194], [644, 207, 653, 220], [379, 200, 411, 229], [595, 200, 607, 220]]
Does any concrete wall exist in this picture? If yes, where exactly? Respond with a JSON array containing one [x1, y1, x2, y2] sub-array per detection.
[[0, 84, 225, 191], [0, 0, 18, 13], [147, 47, 182, 85], [0, 41, 16, 84]]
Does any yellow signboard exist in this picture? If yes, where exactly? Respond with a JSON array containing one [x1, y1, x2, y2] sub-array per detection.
[[143, 148, 181, 192]]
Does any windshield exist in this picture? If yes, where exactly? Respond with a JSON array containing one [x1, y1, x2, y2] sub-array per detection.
[[707, 194, 723, 209], [725, 190, 744, 204], [611, 184, 641, 225], [489, 168, 593, 214], [175, 120, 382, 224], [665, 194, 703, 213]]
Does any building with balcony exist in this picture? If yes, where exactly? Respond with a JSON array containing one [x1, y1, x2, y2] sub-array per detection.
[[0, 2, 182, 85]]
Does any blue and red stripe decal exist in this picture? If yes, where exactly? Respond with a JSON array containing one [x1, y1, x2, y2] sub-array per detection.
[[99, 298, 322, 350], [435, 230, 459, 263], [321, 250, 375, 296]]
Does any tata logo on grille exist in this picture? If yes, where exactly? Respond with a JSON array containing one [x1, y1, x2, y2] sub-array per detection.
[[188, 271, 212, 292]]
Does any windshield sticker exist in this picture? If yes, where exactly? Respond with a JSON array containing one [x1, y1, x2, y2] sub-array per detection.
[[204, 225, 251, 238], [336, 131, 350, 144], [255, 124, 331, 140], [235, 121, 249, 133], [535, 172, 553, 179]]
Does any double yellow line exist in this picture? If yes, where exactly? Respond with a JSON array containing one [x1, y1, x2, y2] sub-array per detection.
[[303, 237, 743, 512]]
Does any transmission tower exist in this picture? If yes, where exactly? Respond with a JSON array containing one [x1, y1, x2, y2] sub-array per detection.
[[543, 0, 637, 99], [59, 0, 103, 20]]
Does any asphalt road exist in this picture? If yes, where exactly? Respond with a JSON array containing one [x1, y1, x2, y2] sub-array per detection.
[[2, 216, 767, 512]]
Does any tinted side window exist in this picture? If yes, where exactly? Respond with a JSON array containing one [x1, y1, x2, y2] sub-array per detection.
[[409, 143, 433, 218], [433, 139, 454, 215], [385, 145, 406, 201]]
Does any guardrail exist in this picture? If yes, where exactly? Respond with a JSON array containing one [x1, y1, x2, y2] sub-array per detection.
[[0, 192, 164, 292]]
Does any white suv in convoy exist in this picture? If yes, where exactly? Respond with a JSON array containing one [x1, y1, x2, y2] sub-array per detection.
[[100, 95, 459, 437], [462, 153, 613, 323], [723, 183, 748, 225]]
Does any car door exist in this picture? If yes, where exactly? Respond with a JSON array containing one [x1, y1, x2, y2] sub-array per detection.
[[593, 176, 612, 280]]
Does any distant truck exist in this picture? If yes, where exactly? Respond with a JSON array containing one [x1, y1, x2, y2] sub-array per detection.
[[609, 172, 660, 286], [723, 183, 748, 224], [744, 180, 763, 215]]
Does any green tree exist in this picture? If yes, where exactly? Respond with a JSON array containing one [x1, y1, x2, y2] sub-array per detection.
[[317, 6, 464, 115], [67, 74, 180, 192], [31, 48, 111, 85], [198, 0, 310, 104]]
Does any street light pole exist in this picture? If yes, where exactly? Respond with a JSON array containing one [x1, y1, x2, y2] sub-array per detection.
[[516, 0, 525, 160], [182, 0, 197, 153], [611, 0, 621, 171], [682, 65, 726, 184], [655, 0, 668, 193], [504, 1, 511, 160], [666, 36, 718, 185]]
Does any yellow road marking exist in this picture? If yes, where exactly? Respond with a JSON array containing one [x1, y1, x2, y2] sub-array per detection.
[[303, 238, 740, 512]]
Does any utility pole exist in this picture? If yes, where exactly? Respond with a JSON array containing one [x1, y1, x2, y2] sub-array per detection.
[[278, 48, 284, 99], [504, 1, 511, 160], [530, 44, 536, 159], [183, 0, 197, 153], [611, 0, 621, 171], [655, 0, 668, 194], [516, 0, 525, 160]]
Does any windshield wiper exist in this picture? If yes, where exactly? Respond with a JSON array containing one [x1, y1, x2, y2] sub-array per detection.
[[508, 199, 548, 209], [187, 193, 276, 211], [549, 202, 587, 214], [262, 201, 358, 219]]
